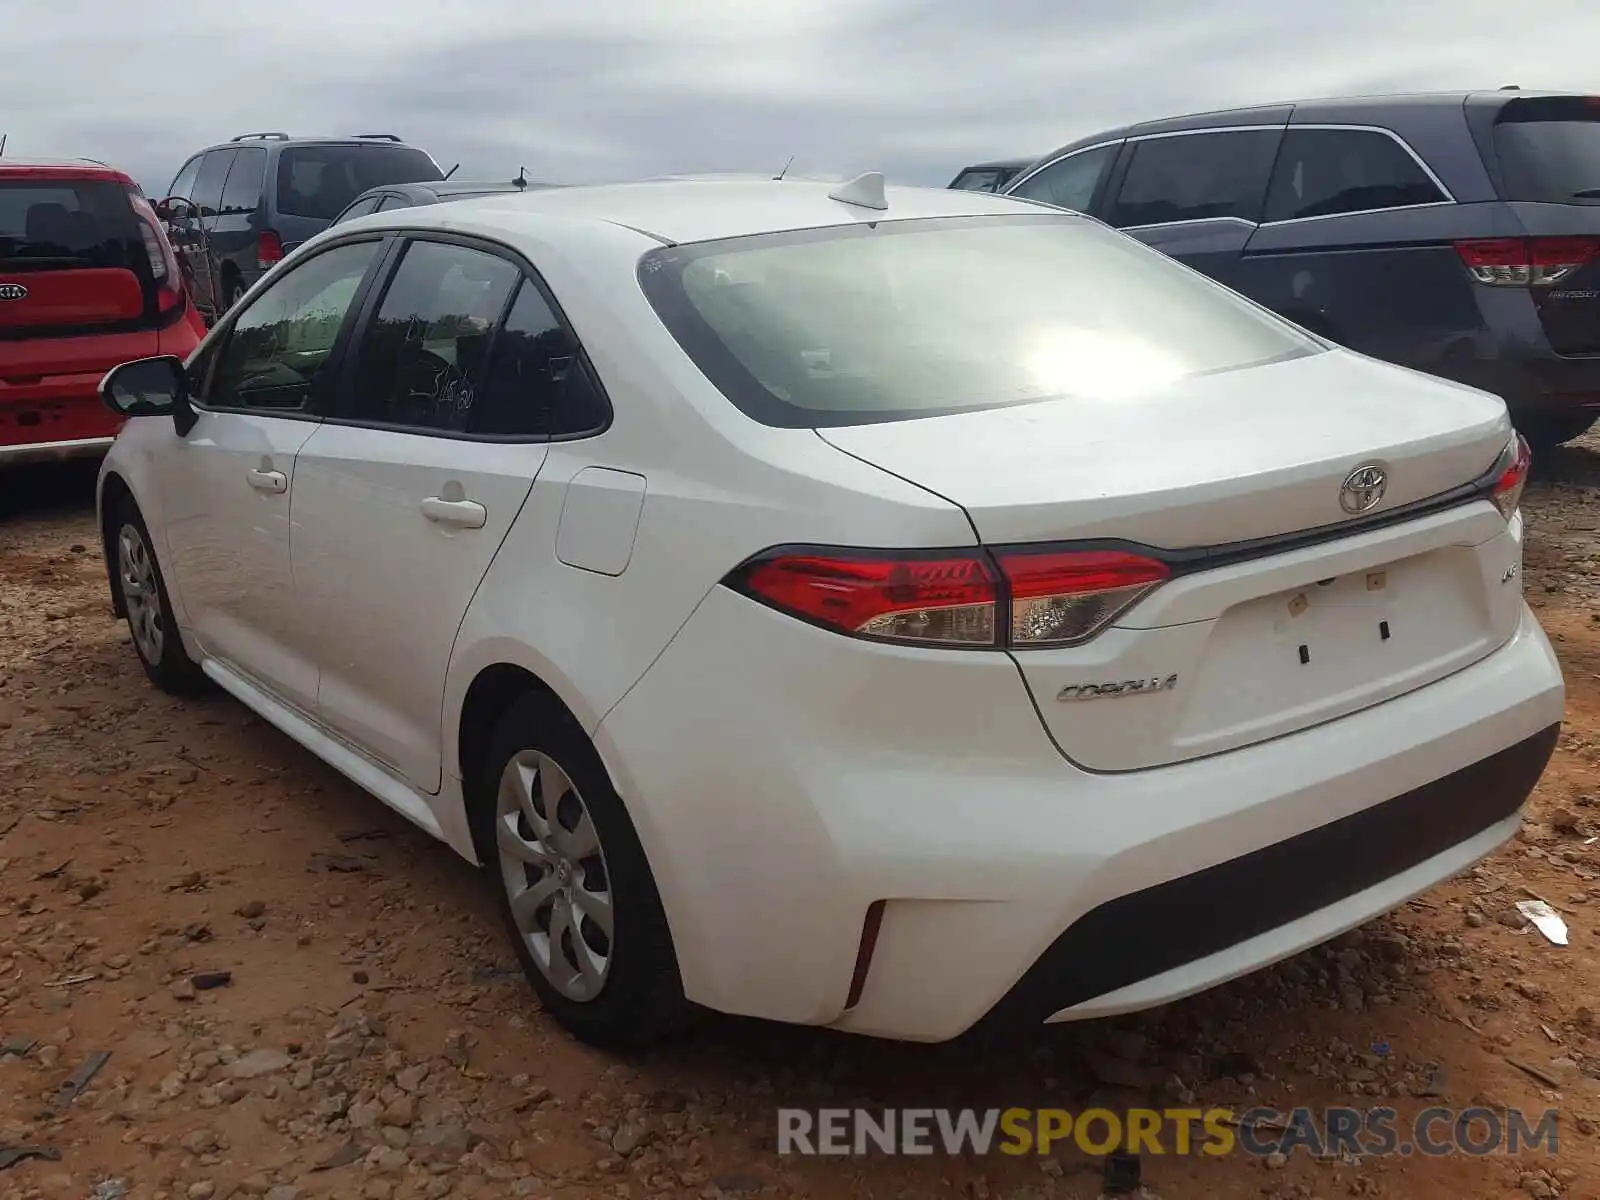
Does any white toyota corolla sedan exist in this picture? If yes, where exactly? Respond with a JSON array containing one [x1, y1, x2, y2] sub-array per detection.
[[94, 173, 1563, 1048]]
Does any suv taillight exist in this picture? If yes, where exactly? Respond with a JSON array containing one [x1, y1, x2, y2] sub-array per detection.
[[257, 230, 283, 271], [1492, 433, 1533, 520], [1455, 237, 1600, 286], [724, 545, 1169, 649]]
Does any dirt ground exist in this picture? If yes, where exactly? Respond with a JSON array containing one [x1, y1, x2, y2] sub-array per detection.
[[5, 447, 1600, 1200]]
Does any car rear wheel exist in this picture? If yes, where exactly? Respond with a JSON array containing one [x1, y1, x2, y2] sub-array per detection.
[[113, 500, 207, 694], [1520, 412, 1598, 451], [475, 694, 693, 1049]]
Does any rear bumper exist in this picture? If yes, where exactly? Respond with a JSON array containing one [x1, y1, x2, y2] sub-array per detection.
[[0, 434, 115, 466], [598, 590, 1564, 1042]]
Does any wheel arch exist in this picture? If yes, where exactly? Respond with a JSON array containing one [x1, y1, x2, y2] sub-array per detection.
[[98, 469, 134, 618]]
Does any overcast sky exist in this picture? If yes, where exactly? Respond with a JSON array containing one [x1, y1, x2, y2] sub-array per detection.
[[1, 0, 1596, 195]]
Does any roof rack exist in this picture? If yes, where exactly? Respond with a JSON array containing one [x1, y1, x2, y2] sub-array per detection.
[[232, 132, 291, 142], [353, 133, 403, 142]]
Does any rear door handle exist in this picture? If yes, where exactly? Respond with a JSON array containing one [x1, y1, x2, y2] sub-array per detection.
[[246, 468, 287, 494], [421, 496, 487, 529]]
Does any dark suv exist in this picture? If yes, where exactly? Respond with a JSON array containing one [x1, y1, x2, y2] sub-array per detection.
[[1002, 90, 1600, 447], [159, 133, 443, 322]]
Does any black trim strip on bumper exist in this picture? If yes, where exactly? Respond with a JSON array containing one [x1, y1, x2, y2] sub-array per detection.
[[973, 721, 1560, 1034]]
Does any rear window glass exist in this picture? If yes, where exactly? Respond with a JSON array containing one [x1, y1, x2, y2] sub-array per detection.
[[637, 214, 1321, 428], [1493, 97, 1600, 205], [275, 145, 443, 220], [0, 178, 144, 272]]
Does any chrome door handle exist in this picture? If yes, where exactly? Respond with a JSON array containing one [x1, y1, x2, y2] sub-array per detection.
[[246, 468, 287, 494], [421, 496, 487, 529]]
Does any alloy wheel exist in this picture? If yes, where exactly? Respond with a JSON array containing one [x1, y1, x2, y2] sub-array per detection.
[[495, 749, 614, 1002], [117, 524, 164, 665]]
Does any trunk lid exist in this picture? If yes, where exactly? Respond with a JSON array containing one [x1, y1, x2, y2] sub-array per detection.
[[817, 348, 1510, 548], [0, 175, 152, 337], [819, 348, 1521, 771]]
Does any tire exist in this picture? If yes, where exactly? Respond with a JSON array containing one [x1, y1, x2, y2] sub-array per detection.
[[110, 499, 208, 695], [1520, 412, 1598, 451], [472, 693, 693, 1050]]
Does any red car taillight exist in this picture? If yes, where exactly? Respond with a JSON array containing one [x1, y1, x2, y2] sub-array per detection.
[[257, 230, 284, 271], [127, 190, 186, 315], [726, 545, 1169, 649], [1492, 433, 1532, 520], [1455, 237, 1600, 287]]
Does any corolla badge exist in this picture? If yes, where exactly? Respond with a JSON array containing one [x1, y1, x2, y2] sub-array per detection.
[[1339, 463, 1388, 515], [0, 283, 27, 302]]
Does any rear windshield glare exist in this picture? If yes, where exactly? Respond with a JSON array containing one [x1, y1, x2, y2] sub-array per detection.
[[276, 145, 444, 220], [0, 178, 145, 272], [637, 214, 1323, 428], [1493, 96, 1600, 204]]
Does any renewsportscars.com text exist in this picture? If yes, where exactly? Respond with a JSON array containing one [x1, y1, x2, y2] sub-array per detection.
[[776, 1106, 1560, 1158]]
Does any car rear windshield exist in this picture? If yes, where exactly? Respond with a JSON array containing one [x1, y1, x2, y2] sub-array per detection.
[[636, 213, 1322, 428], [0, 178, 145, 273], [276, 145, 443, 220], [1492, 96, 1600, 205]]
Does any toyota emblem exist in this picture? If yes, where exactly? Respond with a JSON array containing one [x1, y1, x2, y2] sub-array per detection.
[[0, 283, 27, 302], [1339, 463, 1388, 514]]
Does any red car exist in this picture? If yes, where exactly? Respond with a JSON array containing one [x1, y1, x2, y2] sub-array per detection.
[[1, 158, 205, 467]]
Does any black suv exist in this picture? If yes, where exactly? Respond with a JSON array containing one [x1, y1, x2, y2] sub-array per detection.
[[1002, 90, 1600, 447], [159, 133, 444, 322]]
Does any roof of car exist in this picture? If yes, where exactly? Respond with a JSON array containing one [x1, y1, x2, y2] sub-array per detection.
[[1029, 88, 1587, 163], [956, 158, 1035, 172], [378, 176, 1043, 246], [0, 157, 132, 182]]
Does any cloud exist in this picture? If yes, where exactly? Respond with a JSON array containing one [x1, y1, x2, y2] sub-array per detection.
[[0, 0, 1594, 194]]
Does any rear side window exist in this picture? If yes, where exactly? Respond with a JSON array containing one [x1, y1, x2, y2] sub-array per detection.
[[275, 145, 443, 221], [0, 178, 145, 273], [473, 281, 610, 437], [334, 196, 381, 224], [1264, 128, 1447, 222], [637, 214, 1322, 429], [345, 240, 520, 430], [1107, 129, 1280, 227], [1493, 97, 1600, 205], [220, 147, 267, 215], [192, 150, 236, 218], [1009, 144, 1119, 213]]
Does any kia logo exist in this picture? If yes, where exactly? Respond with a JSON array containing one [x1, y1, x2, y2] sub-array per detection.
[[0, 283, 26, 302], [1339, 463, 1388, 514]]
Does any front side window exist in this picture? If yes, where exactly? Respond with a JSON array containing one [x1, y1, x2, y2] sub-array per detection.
[[1107, 129, 1281, 228], [638, 214, 1322, 429], [167, 157, 202, 203], [1008, 144, 1119, 213], [207, 240, 381, 412], [950, 170, 1005, 193], [1264, 129, 1446, 222], [344, 239, 520, 431]]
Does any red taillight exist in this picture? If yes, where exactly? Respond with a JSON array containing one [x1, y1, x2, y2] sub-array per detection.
[[126, 189, 186, 315], [1492, 433, 1532, 520], [734, 551, 999, 646], [257, 230, 284, 270], [995, 548, 1171, 647], [728, 545, 1169, 648], [1456, 237, 1600, 287]]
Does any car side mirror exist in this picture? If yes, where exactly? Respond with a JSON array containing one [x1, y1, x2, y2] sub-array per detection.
[[100, 356, 199, 436]]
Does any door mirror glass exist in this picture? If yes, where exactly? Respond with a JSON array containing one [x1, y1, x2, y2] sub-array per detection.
[[101, 355, 187, 417]]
